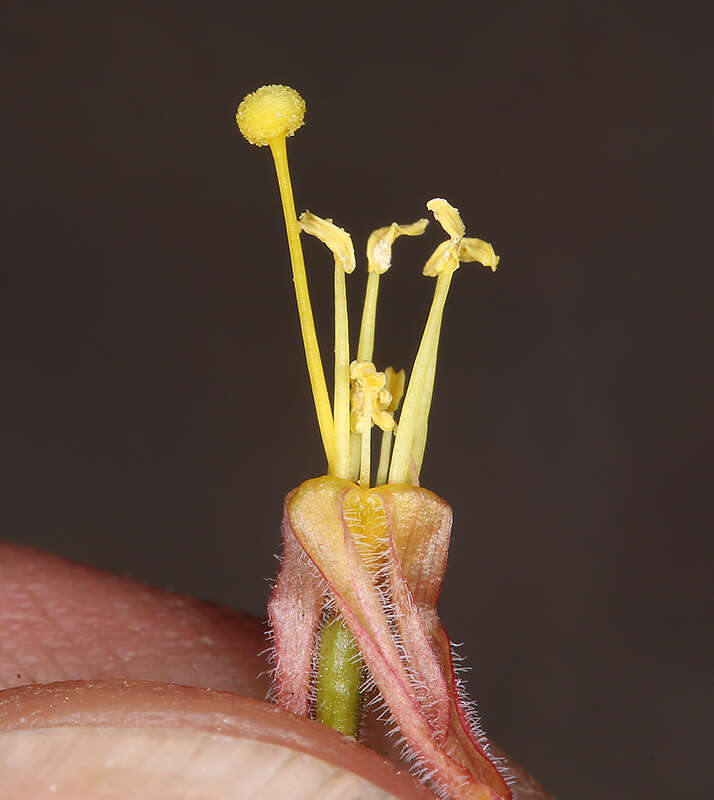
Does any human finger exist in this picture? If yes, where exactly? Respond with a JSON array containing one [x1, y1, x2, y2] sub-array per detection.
[[0, 679, 434, 799], [0, 543, 552, 798]]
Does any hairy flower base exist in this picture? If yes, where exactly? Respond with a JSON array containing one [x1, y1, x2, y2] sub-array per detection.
[[269, 477, 511, 800]]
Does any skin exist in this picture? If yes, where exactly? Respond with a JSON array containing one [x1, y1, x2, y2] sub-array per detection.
[[0, 543, 553, 799]]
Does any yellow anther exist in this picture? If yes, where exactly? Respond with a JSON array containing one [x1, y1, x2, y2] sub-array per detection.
[[350, 361, 393, 487], [422, 239, 460, 277], [299, 212, 356, 273], [426, 198, 465, 239], [423, 198, 499, 277], [366, 219, 428, 274], [459, 237, 500, 271], [350, 362, 393, 433], [236, 85, 306, 146], [383, 367, 406, 413]]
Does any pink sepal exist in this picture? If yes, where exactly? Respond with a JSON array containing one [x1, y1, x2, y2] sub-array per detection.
[[267, 491, 324, 716]]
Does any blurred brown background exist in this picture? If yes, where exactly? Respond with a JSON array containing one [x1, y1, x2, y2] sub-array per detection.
[[2, 1, 712, 798]]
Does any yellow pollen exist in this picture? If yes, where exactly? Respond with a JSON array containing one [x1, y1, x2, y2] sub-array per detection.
[[236, 85, 306, 146]]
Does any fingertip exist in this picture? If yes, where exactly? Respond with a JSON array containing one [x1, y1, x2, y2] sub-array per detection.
[[0, 680, 434, 800]]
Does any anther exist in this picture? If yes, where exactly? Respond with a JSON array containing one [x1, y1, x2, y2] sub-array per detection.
[[350, 361, 393, 487]]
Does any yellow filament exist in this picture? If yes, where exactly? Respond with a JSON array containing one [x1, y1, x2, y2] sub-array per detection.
[[268, 136, 334, 470], [375, 427, 393, 486], [333, 263, 351, 478], [410, 326, 440, 477], [349, 431, 361, 483], [357, 271, 380, 363], [389, 268, 455, 484], [376, 368, 404, 486], [350, 271, 380, 480], [359, 387, 373, 487]]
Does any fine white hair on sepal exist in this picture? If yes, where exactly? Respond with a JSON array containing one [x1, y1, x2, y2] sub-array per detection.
[[259, 619, 279, 702], [397, 738, 449, 800], [348, 649, 365, 667], [447, 639, 516, 789], [364, 691, 385, 710]]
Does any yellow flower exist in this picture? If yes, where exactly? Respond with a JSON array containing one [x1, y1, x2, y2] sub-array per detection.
[[237, 84, 509, 800]]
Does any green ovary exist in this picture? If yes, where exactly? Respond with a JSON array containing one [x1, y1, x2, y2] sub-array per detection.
[[316, 616, 364, 737]]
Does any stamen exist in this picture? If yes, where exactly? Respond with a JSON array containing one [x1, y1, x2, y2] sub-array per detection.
[[298, 212, 356, 480], [411, 240, 497, 475], [357, 219, 428, 363], [352, 219, 427, 481], [350, 270, 379, 481], [236, 86, 335, 470], [389, 199, 499, 484], [350, 362, 393, 487]]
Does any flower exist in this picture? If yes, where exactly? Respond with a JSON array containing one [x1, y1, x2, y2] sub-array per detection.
[[237, 85, 510, 800]]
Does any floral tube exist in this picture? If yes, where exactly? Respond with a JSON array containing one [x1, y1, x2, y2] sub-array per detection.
[[270, 477, 511, 800]]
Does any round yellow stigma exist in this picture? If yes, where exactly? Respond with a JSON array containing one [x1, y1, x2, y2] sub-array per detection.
[[236, 84, 306, 146]]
